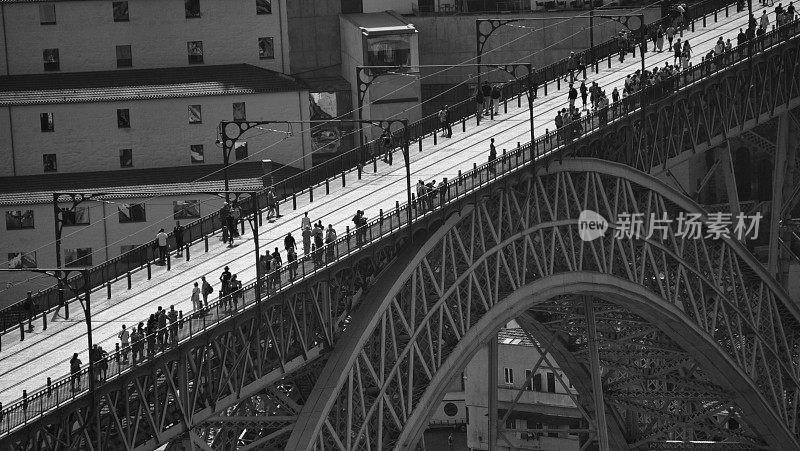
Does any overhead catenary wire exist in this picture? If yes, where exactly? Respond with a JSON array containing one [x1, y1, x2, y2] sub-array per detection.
[[0, 0, 668, 274]]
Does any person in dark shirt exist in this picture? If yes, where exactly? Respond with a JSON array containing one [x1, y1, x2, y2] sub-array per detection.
[[173, 221, 184, 257]]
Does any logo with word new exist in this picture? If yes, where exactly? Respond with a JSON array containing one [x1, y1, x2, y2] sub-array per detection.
[[578, 210, 609, 241]]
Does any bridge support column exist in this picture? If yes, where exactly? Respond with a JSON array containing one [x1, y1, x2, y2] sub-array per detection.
[[584, 296, 610, 451], [719, 143, 741, 218], [488, 332, 499, 450], [769, 113, 790, 275]]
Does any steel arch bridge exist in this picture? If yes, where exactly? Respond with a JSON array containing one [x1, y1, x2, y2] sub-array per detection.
[[5, 23, 800, 451]]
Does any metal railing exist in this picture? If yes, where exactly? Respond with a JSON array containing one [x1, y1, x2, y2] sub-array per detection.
[[0, 8, 790, 437], [0, 0, 740, 336]]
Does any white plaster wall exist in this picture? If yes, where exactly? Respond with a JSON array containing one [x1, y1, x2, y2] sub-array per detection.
[[6, 90, 311, 175], [0, 193, 225, 305], [0, 0, 289, 74]]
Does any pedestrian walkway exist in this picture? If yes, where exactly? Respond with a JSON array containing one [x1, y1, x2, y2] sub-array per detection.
[[0, 4, 770, 406]]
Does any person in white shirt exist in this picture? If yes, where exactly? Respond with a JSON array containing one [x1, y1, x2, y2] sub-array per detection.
[[118, 325, 130, 363], [301, 212, 312, 231], [191, 281, 202, 311], [156, 228, 168, 264]]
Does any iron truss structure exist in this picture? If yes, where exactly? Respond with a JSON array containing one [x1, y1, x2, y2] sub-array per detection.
[[5, 28, 800, 451]]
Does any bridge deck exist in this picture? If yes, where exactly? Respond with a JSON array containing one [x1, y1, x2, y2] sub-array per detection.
[[0, 6, 762, 406]]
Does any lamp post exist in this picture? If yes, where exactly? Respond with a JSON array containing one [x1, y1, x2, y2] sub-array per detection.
[[0, 268, 97, 449], [219, 119, 414, 242], [356, 63, 535, 145]]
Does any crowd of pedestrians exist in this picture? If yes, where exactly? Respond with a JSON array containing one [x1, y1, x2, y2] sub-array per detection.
[[63, 5, 793, 393]]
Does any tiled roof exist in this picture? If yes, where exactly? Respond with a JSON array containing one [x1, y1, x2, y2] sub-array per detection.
[[497, 328, 536, 347], [0, 64, 307, 106], [0, 162, 302, 205]]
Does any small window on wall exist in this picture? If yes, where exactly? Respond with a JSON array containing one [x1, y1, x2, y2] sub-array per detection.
[[40, 113, 54, 132], [234, 142, 248, 160], [504, 367, 514, 384], [43, 48, 59, 71], [60, 206, 90, 226], [118, 203, 146, 223], [8, 252, 37, 269], [119, 149, 133, 167], [65, 248, 92, 267], [174, 200, 200, 219], [42, 154, 57, 172], [5, 210, 34, 230], [117, 108, 130, 128], [187, 41, 203, 64], [190, 144, 204, 163], [113, 1, 129, 21], [39, 4, 56, 24], [188, 105, 202, 124], [258, 37, 274, 59], [232, 102, 246, 120], [366, 36, 411, 67], [116, 45, 132, 67], [185, 0, 200, 18], [256, 0, 271, 14]]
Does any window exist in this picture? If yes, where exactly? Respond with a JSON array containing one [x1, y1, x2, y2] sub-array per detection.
[[341, 0, 363, 14], [116, 45, 132, 67], [232, 102, 246, 120], [42, 154, 57, 172], [504, 367, 514, 384], [234, 141, 248, 160], [39, 4, 56, 24], [5, 210, 34, 230], [524, 370, 533, 390], [60, 206, 90, 226], [119, 149, 133, 167], [185, 0, 200, 18], [43, 48, 59, 71], [65, 248, 92, 267], [188, 105, 202, 124], [117, 108, 130, 128], [112, 1, 129, 21], [187, 41, 203, 64], [40, 113, 54, 132], [174, 200, 200, 219], [118, 203, 146, 223], [190, 144, 204, 163], [505, 418, 516, 430], [8, 252, 37, 269], [367, 36, 411, 67], [546, 372, 556, 393], [256, 0, 271, 14], [258, 37, 274, 59], [533, 373, 542, 391]]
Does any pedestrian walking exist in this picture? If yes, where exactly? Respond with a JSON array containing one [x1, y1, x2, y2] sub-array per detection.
[[271, 247, 282, 287], [488, 138, 497, 174], [287, 248, 298, 279], [156, 228, 168, 264], [97, 345, 108, 381], [301, 212, 312, 231], [157, 306, 167, 349], [219, 202, 230, 242], [442, 106, 452, 137], [656, 25, 665, 52], [314, 225, 325, 264], [219, 266, 231, 309], [568, 84, 577, 109], [118, 324, 130, 363], [416, 180, 426, 213], [666, 25, 675, 49], [566, 51, 578, 82], [579, 82, 588, 110], [673, 39, 682, 65], [266, 187, 280, 219], [284, 231, 296, 253], [475, 87, 484, 117], [191, 281, 201, 311], [491, 84, 501, 115], [325, 224, 337, 261], [230, 275, 241, 309], [70, 353, 82, 391], [173, 221, 185, 257], [481, 81, 492, 116], [130, 326, 142, 364], [168, 305, 178, 345], [438, 107, 448, 136], [201, 276, 212, 311], [302, 226, 312, 255]]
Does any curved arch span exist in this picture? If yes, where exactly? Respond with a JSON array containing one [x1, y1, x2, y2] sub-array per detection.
[[285, 158, 800, 450]]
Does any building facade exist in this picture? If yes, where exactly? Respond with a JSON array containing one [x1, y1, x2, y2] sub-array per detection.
[[429, 327, 583, 450]]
